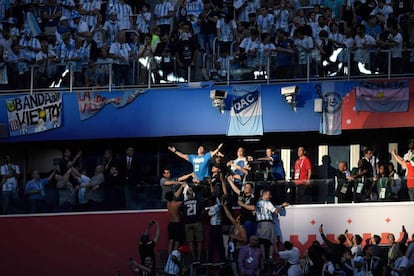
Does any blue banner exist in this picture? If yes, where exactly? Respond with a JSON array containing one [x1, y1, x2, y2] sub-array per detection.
[[227, 85, 263, 136]]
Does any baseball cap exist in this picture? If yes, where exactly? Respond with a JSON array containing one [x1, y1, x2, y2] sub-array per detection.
[[178, 244, 191, 254], [71, 11, 81, 19]]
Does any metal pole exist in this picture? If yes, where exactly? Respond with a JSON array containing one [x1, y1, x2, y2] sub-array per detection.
[[69, 66, 73, 93], [347, 49, 351, 82], [227, 58, 230, 86], [109, 63, 113, 92], [187, 65, 190, 83], [266, 54, 270, 85], [30, 65, 34, 94], [387, 50, 391, 80], [306, 54, 310, 83], [148, 58, 152, 89], [132, 58, 136, 85]]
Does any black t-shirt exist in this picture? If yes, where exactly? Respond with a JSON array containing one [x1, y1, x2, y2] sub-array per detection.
[[139, 240, 156, 264], [182, 198, 202, 224], [359, 158, 373, 178], [199, 9, 219, 34], [238, 192, 256, 222]]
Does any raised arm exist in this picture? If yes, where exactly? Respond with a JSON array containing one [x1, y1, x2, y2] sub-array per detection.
[[168, 146, 189, 161], [227, 175, 241, 195], [143, 221, 152, 236], [344, 229, 354, 246], [223, 202, 236, 225], [210, 143, 223, 157], [73, 150, 82, 164], [399, 225, 408, 246], [177, 172, 194, 182], [391, 149, 407, 168], [221, 174, 227, 195], [48, 169, 57, 182], [174, 183, 186, 199], [319, 224, 335, 246]]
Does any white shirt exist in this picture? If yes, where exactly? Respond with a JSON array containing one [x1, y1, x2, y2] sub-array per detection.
[[387, 32, 403, 58], [0, 164, 20, 191], [110, 42, 131, 64]]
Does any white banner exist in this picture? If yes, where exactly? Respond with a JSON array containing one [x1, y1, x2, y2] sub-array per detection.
[[280, 202, 414, 254]]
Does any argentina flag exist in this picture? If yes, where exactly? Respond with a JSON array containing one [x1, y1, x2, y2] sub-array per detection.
[[227, 85, 263, 136], [356, 80, 409, 112]]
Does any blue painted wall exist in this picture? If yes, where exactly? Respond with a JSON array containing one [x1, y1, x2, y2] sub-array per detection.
[[0, 81, 356, 142]]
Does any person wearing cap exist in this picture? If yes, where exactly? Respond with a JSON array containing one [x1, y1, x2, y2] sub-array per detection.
[[71, 11, 89, 39], [110, 0, 133, 30], [139, 220, 160, 266], [56, 16, 71, 44], [103, 11, 122, 45], [164, 244, 190, 276], [60, 0, 76, 19], [7, 18, 20, 37]]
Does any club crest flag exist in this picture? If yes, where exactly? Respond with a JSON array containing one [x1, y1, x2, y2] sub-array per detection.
[[356, 81, 409, 112], [318, 82, 343, 136], [77, 89, 145, 120], [5, 92, 62, 136], [227, 85, 263, 136]]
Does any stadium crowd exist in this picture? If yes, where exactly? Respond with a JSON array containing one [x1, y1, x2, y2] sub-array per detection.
[[0, 0, 414, 90], [1, 141, 414, 275], [1, 140, 414, 214]]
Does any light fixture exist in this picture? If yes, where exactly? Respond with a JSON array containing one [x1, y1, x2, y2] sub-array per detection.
[[281, 85, 299, 111], [210, 89, 227, 114]]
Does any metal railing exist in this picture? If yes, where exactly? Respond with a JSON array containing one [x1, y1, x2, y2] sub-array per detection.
[[0, 47, 412, 94], [2, 176, 412, 215]]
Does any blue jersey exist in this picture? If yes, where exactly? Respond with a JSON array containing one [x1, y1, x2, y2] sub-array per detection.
[[188, 152, 211, 181], [270, 154, 285, 180]]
